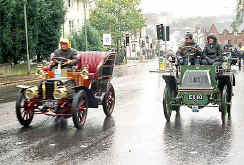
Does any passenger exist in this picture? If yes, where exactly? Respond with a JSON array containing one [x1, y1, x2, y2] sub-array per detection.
[[201, 33, 223, 65], [176, 32, 202, 65], [49, 38, 78, 70]]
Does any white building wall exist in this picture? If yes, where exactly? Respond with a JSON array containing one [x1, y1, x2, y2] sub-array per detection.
[[62, 0, 90, 38]]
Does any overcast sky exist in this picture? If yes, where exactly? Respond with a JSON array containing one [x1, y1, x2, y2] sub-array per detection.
[[140, 0, 237, 17]]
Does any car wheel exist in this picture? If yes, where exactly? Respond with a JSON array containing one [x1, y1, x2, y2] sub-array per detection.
[[16, 90, 34, 127], [72, 90, 88, 129], [103, 84, 115, 117], [220, 85, 228, 124], [163, 86, 174, 122]]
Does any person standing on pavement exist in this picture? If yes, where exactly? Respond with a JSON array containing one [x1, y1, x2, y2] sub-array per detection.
[[49, 38, 78, 70], [176, 32, 202, 65], [201, 33, 223, 65]]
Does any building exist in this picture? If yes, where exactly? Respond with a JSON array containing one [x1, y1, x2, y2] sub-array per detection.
[[206, 24, 244, 48], [62, 0, 91, 38]]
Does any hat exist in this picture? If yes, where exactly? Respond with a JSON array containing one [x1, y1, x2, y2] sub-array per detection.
[[185, 32, 193, 39]]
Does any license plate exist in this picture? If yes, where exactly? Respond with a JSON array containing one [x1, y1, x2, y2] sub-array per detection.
[[188, 95, 203, 100], [192, 106, 199, 112], [43, 101, 57, 108]]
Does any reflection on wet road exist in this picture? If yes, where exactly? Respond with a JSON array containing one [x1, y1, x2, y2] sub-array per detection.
[[1, 60, 244, 164]]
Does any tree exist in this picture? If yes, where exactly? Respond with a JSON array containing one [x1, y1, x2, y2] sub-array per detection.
[[35, 0, 66, 61], [70, 23, 103, 51], [89, 0, 146, 51], [232, 0, 244, 31], [0, 0, 65, 64]]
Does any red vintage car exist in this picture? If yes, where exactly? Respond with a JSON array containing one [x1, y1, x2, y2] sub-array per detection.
[[16, 52, 116, 129]]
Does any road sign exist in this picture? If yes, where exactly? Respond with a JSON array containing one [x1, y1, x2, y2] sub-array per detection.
[[103, 34, 112, 46]]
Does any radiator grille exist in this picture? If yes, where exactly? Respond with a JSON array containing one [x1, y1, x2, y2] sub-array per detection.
[[45, 81, 54, 99]]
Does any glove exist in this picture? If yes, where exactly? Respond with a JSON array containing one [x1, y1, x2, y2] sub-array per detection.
[[178, 57, 184, 65]]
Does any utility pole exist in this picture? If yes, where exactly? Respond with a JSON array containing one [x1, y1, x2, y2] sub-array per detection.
[[24, 1, 30, 75], [83, 0, 88, 51]]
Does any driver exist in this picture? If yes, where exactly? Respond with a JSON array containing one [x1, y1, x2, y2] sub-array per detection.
[[201, 33, 223, 65], [176, 32, 202, 65], [49, 38, 78, 69]]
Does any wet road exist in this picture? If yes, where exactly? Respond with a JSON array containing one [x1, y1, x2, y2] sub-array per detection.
[[0, 60, 244, 164]]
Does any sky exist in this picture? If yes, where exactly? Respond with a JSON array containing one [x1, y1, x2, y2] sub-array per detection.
[[140, 0, 237, 17]]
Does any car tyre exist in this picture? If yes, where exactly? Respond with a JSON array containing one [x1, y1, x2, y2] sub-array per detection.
[[16, 90, 34, 127], [72, 90, 88, 129], [103, 84, 115, 117]]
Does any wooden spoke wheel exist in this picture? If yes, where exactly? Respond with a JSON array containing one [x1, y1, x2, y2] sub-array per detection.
[[220, 85, 231, 123], [15, 91, 34, 127], [103, 84, 115, 117], [163, 86, 175, 122], [72, 90, 88, 129]]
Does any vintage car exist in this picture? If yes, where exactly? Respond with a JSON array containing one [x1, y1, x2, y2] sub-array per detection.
[[162, 46, 235, 123], [15, 52, 116, 129]]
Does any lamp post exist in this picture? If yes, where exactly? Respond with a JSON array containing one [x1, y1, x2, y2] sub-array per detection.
[[24, 1, 30, 75], [83, 1, 88, 51]]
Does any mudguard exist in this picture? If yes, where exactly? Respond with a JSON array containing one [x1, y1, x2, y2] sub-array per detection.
[[162, 75, 177, 91], [73, 86, 98, 108]]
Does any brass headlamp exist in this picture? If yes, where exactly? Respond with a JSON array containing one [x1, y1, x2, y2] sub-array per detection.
[[81, 66, 89, 79], [25, 86, 39, 99], [53, 87, 68, 99]]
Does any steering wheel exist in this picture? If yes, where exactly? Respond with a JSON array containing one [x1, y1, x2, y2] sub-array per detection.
[[51, 57, 69, 67], [181, 46, 198, 56]]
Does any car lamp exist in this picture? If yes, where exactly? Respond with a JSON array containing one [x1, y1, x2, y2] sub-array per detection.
[[53, 87, 68, 99], [25, 86, 39, 99]]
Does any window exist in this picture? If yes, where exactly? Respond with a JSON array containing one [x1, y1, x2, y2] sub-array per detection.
[[69, 20, 74, 33]]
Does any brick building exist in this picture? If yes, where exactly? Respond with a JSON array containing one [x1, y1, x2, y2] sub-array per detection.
[[206, 24, 244, 48]]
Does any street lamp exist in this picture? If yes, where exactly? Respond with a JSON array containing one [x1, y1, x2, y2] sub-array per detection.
[[24, 1, 30, 75], [83, 1, 88, 51]]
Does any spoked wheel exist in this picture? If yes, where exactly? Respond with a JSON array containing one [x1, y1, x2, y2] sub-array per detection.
[[15, 91, 34, 127], [103, 84, 115, 117], [220, 85, 230, 123], [163, 86, 175, 122], [72, 90, 88, 129]]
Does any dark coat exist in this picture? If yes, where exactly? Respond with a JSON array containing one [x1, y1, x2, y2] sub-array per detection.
[[176, 41, 202, 65], [52, 48, 78, 65], [202, 42, 223, 64], [176, 41, 202, 57]]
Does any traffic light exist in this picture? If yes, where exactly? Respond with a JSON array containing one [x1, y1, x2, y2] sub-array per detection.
[[166, 26, 170, 41], [156, 25, 161, 40], [156, 24, 170, 41], [160, 24, 165, 41], [142, 40, 145, 47], [125, 34, 129, 46]]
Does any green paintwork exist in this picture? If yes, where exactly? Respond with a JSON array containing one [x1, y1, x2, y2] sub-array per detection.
[[180, 65, 217, 88], [180, 91, 211, 106]]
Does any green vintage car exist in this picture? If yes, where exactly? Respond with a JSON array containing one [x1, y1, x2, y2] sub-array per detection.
[[162, 46, 235, 123]]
